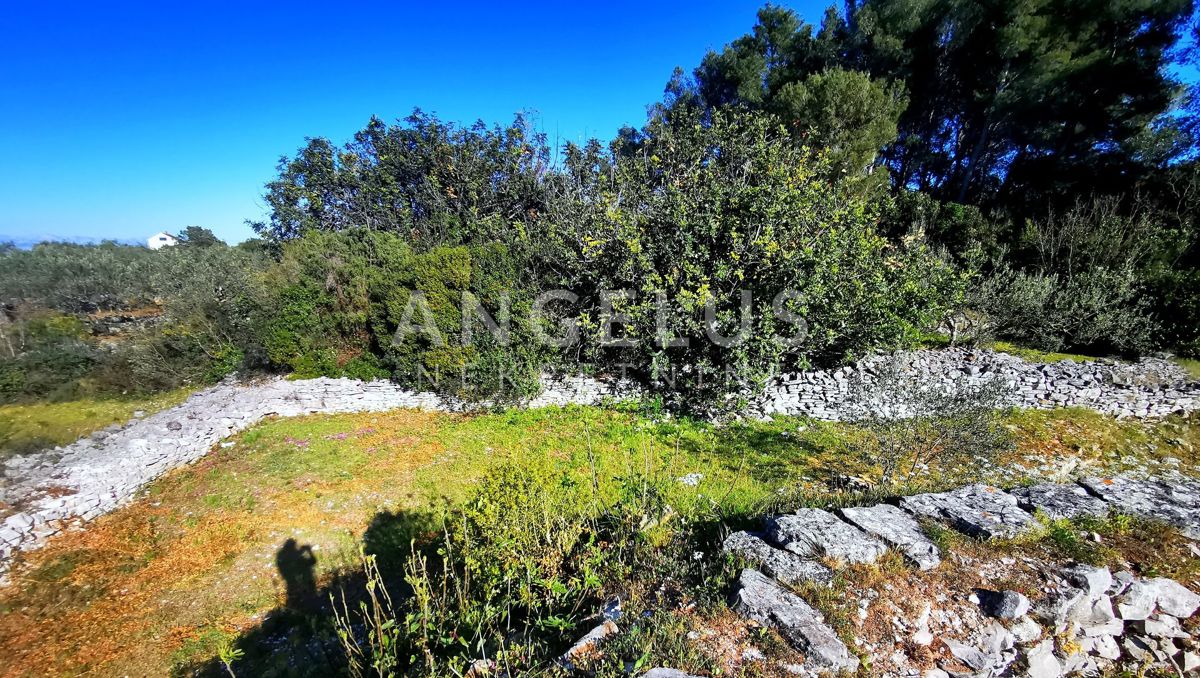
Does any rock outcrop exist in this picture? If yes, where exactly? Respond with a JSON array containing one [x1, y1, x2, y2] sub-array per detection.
[[838, 503, 941, 570], [723, 475, 1200, 676], [731, 568, 860, 673]]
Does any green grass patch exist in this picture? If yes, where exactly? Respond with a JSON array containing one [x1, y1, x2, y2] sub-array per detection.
[[0, 387, 194, 458], [1174, 357, 1200, 380], [986, 340, 1109, 364]]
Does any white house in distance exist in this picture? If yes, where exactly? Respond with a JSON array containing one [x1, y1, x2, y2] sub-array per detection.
[[147, 231, 179, 250]]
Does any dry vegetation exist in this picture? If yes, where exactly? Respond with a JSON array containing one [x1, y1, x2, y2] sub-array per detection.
[[0, 407, 1196, 676]]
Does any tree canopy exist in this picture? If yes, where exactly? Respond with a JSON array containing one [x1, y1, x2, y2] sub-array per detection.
[[685, 0, 1195, 212]]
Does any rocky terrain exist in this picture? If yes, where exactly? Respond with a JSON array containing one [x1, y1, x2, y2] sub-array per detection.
[[715, 476, 1200, 676], [559, 475, 1200, 677], [2, 348, 1198, 575]]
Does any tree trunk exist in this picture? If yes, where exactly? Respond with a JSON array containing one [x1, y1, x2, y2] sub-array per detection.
[[955, 119, 992, 204]]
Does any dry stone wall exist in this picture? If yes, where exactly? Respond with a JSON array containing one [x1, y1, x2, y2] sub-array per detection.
[[1, 348, 1197, 573], [759, 348, 1198, 420]]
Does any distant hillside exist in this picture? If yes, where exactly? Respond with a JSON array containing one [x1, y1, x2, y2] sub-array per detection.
[[0, 235, 142, 249]]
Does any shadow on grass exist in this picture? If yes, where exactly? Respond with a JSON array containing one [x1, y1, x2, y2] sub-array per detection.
[[176, 509, 439, 677]]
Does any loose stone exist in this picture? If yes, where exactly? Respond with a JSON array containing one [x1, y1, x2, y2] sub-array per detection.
[[731, 569, 859, 673], [976, 590, 1031, 620], [766, 508, 888, 564]]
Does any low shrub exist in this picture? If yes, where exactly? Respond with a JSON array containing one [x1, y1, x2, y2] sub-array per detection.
[[840, 358, 1016, 488], [970, 264, 1155, 355], [332, 465, 696, 675]]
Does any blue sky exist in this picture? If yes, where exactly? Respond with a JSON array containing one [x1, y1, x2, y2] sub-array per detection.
[[0, 0, 798, 245], [2, 2, 1194, 246]]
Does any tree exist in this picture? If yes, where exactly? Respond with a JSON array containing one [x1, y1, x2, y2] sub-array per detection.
[[687, 0, 1195, 211], [176, 226, 223, 248], [254, 110, 550, 257], [548, 107, 961, 405], [773, 68, 908, 177]]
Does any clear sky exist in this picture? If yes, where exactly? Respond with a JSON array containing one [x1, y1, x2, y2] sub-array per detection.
[[0, 0, 813, 245]]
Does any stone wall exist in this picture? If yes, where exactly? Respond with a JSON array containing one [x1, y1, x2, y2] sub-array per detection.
[[0, 374, 637, 570], [759, 348, 1198, 420], [1, 348, 1197, 571]]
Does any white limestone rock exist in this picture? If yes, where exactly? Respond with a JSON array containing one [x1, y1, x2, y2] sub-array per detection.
[[1024, 639, 1061, 678], [1144, 577, 1200, 618], [1011, 482, 1111, 521], [731, 569, 859, 673], [838, 503, 941, 570], [722, 531, 833, 585], [765, 508, 888, 564], [899, 484, 1035, 539]]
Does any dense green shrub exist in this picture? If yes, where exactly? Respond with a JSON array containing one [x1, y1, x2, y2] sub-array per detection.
[[0, 340, 98, 401], [256, 111, 550, 254], [259, 229, 553, 399], [0, 237, 271, 402], [0, 311, 99, 401], [967, 199, 1167, 355], [0, 241, 159, 312], [971, 265, 1156, 355], [1145, 268, 1200, 357], [882, 191, 1009, 263], [549, 108, 963, 405]]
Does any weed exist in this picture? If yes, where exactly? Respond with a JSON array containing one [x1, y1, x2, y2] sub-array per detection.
[[215, 637, 244, 678]]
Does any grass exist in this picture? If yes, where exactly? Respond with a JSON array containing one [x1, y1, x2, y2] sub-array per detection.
[[986, 340, 1108, 364], [0, 387, 195, 458], [1006, 407, 1200, 471], [0, 405, 1195, 676], [914, 334, 1111, 364], [1174, 357, 1200, 380]]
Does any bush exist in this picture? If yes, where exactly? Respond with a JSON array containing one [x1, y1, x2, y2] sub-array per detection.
[[258, 229, 555, 400], [333, 466, 676, 675], [248, 109, 964, 409], [0, 241, 273, 401], [964, 199, 1169, 356], [1143, 267, 1200, 357], [550, 108, 963, 407], [971, 264, 1155, 355], [0, 241, 160, 312], [0, 311, 100, 402], [882, 190, 1008, 263], [0, 340, 99, 402], [840, 357, 1016, 488]]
